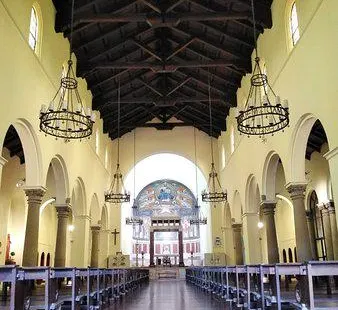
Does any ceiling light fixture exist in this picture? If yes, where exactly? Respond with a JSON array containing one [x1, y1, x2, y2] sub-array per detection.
[[236, 0, 289, 137], [105, 80, 130, 204], [39, 0, 95, 141], [202, 74, 227, 203]]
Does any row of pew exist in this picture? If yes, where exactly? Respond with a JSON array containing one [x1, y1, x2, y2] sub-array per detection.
[[0, 266, 149, 310], [186, 261, 338, 310]]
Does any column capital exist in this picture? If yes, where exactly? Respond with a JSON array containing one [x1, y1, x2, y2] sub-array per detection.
[[24, 186, 46, 204], [232, 223, 242, 232], [323, 147, 338, 161], [91, 225, 101, 232], [242, 212, 258, 218], [0, 155, 8, 167], [285, 182, 307, 199], [261, 201, 277, 215], [325, 200, 335, 214], [55, 204, 72, 218]]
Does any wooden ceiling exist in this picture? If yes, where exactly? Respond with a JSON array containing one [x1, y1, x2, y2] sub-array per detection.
[[3, 126, 25, 164], [52, 0, 273, 139], [306, 120, 327, 160]]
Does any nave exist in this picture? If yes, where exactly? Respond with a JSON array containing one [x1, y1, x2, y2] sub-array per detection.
[[109, 280, 226, 310]]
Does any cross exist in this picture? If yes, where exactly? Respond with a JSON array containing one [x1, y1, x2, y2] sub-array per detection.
[[111, 229, 120, 246]]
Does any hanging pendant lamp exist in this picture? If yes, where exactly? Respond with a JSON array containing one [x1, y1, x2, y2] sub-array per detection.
[[126, 130, 143, 225], [236, 0, 289, 137], [201, 75, 227, 204], [190, 128, 207, 225], [105, 80, 130, 204], [39, 0, 94, 141]]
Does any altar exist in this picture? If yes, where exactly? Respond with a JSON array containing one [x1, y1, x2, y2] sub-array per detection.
[[154, 254, 179, 266]]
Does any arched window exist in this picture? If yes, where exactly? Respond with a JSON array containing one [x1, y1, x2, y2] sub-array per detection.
[[29, 7, 39, 52], [282, 249, 287, 263], [288, 248, 293, 262], [290, 2, 300, 46]]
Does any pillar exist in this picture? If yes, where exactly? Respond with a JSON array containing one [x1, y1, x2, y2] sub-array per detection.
[[232, 223, 243, 265], [318, 203, 334, 260], [72, 215, 91, 267], [305, 210, 317, 260], [178, 230, 184, 267], [149, 230, 155, 267], [286, 183, 312, 261], [54, 204, 71, 267], [261, 201, 279, 263], [90, 225, 101, 267], [22, 187, 45, 267], [326, 201, 338, 260], [0, 156, 8, 188], [242, 212, 261, 264]]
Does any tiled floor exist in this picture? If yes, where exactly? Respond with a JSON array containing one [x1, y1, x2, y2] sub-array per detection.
[[109, 280, 227, 310]]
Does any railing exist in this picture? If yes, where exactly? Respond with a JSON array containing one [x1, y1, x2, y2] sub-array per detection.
[[186, 261, 338, 310], [0, 266, 149, 310]]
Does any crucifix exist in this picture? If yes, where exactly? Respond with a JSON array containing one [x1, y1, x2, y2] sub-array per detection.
[[111, 229, 120, 246]]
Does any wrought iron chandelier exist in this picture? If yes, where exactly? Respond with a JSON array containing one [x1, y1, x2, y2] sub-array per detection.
[[191, 128, 207, 225], [236, 0, 289, 137], [201, 76, 227, 203], [126, 130, 143, 225], [39, 0, 94, 141], [105, 81, 130, 204]]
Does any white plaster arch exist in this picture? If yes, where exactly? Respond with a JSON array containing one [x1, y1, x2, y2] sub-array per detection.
[[289, 114, 318, 182], [100, 204, 108, 230], [245, 174, 260, 213], [224, 202, 232, 228], [89, 193, 101, 225], [71, 178, 87, 216], [2, 119, 43, 186], [231, 190, 243, 223], [47, 155, 69, 204], [262, 151, 283, 201]]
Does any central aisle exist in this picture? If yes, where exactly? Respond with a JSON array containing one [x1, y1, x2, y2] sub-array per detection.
[[109, 280, 227, 310]]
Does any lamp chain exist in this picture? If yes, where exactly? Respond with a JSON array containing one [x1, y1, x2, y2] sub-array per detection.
[[117, 79, 121, 166], [251, 0, 258, 58], [69, 0, 75, 61], [208, 72, 214, 165]]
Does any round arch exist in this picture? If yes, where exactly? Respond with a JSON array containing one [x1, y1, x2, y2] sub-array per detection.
[[289, 114, 330, 182], [71, 178, 87, 216], [245, 174, 260, 213], [1, 119, 43, 186], [47, 155, 69, 204], [262, 151, 283, 201], [231, 190, 243, 223], [89, 193, 100, 225]]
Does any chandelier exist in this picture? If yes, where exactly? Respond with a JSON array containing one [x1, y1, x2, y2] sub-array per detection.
[[105, 81, 130, 203], [39, 0, 94, 141], [236, 0, 289, 137], [126, 130, 143, 225], [191, 128, 207, 225], [201, 76, 227, 203]]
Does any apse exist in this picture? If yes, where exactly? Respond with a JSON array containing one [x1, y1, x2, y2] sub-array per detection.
[[121, 153, 211, 264]]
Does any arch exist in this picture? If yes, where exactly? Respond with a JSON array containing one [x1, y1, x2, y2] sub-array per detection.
[[224, 203, 232, 228], [40, 252, 45, 266], [288, 248, 293, 262], [89, 193, 101, 224], [232, 190, 243, 222], [262, 151, 285, 200], [46, 253, 50, 266], [1, 119, 43, 186], [289, 114, 318, 182], [47, 155, 69, 204], [100, 204, 108, 230], [294, 247, 297, 262], [245, 174, 260, 213], [71, 178, 87, 216], [282, 249, 287, 263]]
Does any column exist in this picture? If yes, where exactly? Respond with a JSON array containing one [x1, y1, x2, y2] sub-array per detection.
[[22, 187, 45, 267], [72, 215, 91, 267], [54, 204, 71, 267], [286, 183, 312, 261], [149, 230, 155, 267], [232, 223, 243, 265], [90, 225, 101, 267], [305, 210, 317, 260], [242, 212, 261, 264], [178, 230, 184, 267], [261, 201, 279, 263], [326, 201, 338, 260], [0, 156, 8, 188], [318, 203, 334, 260]]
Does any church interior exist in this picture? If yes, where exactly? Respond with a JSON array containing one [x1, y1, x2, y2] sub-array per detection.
[[0, 0, 338, 309]]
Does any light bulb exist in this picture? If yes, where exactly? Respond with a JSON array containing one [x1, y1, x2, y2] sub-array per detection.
[[48, 102, 55, 111], [258, 221, 264, 229], [275, 96, 281, 106], [68, 225, 75, 232], [283, 99, 289, 109]]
